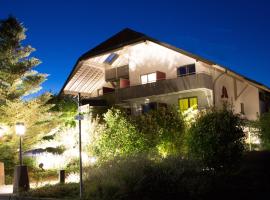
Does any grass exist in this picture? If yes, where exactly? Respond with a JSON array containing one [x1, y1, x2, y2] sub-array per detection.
[[22, 151, 270, 200], [22, 183, 79, 199]]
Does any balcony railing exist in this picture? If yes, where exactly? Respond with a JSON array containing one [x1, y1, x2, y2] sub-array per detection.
[[98, 73, 213, 102]]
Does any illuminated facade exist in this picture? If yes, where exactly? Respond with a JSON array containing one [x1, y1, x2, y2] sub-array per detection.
[[60, 28, 270, 121]]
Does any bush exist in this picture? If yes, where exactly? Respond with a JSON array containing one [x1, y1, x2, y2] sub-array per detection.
[[186, 107, 245, 169], [23, 152, 270, 200], [258, 112, 270, 149], [91, 108, 148, 162], [84, 155, 203, 200], [91, 107, 186, 162], [22, 183, 79, 198], [132, 106, 186, 157], [0, 143, 17, 181]]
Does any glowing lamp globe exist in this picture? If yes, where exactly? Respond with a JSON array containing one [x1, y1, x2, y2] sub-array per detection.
[[15, 122, 25, 136]]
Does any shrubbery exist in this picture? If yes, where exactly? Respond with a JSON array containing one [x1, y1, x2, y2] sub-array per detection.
[[91, 107, 186, 162], [258, 112, 270, 149], [22, 106, 270, 200], [24, 152, 270, 200], [186, 107, 246, 169]]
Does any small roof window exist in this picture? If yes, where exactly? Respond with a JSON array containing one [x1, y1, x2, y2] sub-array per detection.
[[104, 53, 119, 64]]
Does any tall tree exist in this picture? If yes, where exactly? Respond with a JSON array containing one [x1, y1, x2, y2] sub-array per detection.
[[0, 17, 57, 173], [0, 16, 46, 102]]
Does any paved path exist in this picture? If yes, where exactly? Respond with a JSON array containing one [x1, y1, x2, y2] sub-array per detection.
[[0, 185, 12, 194], [0, 194, 10, 200], [0, 185, 12, 200]]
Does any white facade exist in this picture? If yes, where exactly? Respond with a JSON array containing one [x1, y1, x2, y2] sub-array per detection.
[[62, 31, 270, 121]]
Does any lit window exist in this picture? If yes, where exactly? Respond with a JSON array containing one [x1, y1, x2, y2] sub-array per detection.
[[179, 97, 198, 112], [177, 64, 196, 76], [141, 75, 148, 84], [147, 73, 156, 83], [140, 73, 157, 84], [104, 53, 118, 64]]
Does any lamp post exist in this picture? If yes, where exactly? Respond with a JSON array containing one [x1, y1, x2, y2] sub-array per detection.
[[77, 93, 83, 198], [13, 122, 29, 193], [15, 122, 25, 166]]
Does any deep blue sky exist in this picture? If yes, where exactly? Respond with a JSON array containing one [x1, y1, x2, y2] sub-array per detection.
[[1, 0, 270, 94]]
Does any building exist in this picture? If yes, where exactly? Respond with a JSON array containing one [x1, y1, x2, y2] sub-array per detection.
[[60, 28, 270, 121]]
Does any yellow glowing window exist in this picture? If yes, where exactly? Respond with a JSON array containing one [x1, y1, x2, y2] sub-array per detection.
[[189, 97, 198, 109], [179, 97, 198, 112], [179, 98, 189, 112]]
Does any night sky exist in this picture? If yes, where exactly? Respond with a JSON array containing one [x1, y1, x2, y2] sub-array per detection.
[[1, 0, 270, 95]]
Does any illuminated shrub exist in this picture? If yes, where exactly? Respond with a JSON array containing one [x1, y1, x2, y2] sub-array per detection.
[[132, 106, 186, 157], [186, 107, 245, 169], [258, 112, 270, 149], [91, 107, 186, 162], [91, 108, 147, 161]]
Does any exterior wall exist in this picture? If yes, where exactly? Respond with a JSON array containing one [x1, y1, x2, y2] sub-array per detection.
[[128, 89, 213, 115], [214, 71, 260, 120], [86, 40, 263, 121], [128, 41, 206, 86], [127, 41, 261, 120]]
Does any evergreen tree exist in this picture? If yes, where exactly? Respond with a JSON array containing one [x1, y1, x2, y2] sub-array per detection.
[[0, 17, 58, 173], [0, 16, 46, 102]]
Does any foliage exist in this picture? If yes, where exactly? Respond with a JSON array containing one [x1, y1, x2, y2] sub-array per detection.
[[132, 106, 186, 157], [258, 112, 270, 149], [49, 95, 78, 127], [22, 183, 79, 199], [23, 151, 270, 200], [0, 16, 58, 178], [0, 93, 58, 146], [0, 143, 16, 176], [186, 107, 246, 169], [90, 107, 186, 162], [91, 108, 147, 162], [0, 16, 46, 102]]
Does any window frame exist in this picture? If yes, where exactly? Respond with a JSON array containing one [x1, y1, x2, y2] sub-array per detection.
[[104, 53, 119, 64], [177, 64, 196, 77], [240, 102, 245, 114], [178, 96, 198, 112], [140, 72, 157, 84]]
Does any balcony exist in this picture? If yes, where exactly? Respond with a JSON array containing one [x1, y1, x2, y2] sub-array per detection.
[[97, 73, 213, 102]]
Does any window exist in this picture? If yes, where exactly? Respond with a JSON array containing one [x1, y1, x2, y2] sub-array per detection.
[[142, 102, 157, 114], [104, 53, 118, 64], [179, 97, 198, 112], [141, 73, 157, 84], [221, 86, 228, 98], [177, 64, 196, 76], [240, 103, 245, 114]]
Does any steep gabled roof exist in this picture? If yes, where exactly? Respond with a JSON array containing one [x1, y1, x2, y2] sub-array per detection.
[[80, 28, 147, 60], [60, 28, 270, 95]]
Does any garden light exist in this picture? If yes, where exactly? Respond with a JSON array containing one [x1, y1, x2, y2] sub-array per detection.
[[15, 122, 26, 136], [15, 122, 25, 165]]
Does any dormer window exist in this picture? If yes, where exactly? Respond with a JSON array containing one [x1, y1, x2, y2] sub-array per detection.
[[104, 53, 118, 64], [177, 64, 196, 76]]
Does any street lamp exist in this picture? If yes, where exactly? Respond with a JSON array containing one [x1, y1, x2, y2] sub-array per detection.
[[15, 122, 25, 166], [13, 122, 29, 193]]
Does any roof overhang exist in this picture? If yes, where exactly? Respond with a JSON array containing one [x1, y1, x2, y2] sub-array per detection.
[[62, 60, 105, 96], [60, 28, 270, 96]]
